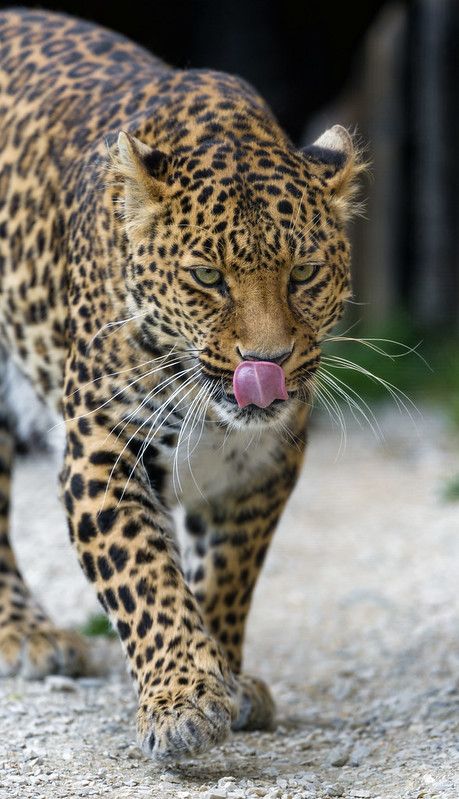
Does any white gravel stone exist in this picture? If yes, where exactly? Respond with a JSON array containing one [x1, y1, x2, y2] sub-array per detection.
[[326, 748, 350, 768], [324, 785, 345, 797], [45, 676, 78, 693]]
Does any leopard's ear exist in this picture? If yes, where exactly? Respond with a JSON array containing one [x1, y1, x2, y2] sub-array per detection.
[[302, 126, 366, 222], [109, 131, 170, 233]]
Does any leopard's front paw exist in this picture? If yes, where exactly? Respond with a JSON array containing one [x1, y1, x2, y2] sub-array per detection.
[[0, 620, 88, 679], [137, 674, 237, 762], [232, 673, 276, 731]]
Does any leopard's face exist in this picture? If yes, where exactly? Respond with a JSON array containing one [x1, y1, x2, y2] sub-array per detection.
[[114, 126, 362, 429]]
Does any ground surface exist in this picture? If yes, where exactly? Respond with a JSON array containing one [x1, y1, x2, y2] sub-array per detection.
[[1, 406, 458, 799]]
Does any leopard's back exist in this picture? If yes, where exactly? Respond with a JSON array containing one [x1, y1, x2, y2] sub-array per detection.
[[0, 8, 169, 130], [0, 8, 172, 405]]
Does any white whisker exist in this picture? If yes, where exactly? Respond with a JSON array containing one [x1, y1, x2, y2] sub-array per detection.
[[324, 335, 430, 368], [322, 356, 421, 427], [176, 381, 216, 504], [98, 369, 200, 512], [117, 373, 202, 506], [87, 310, 149, 350], [318, 368, 383, 441], [311, 374, 348, 457], [172, 381, 209, 497], [50, 355, 198, 432], [108, 363, 199, 442]]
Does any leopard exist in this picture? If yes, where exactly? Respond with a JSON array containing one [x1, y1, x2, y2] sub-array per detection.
[[0, 8, 364, 762]]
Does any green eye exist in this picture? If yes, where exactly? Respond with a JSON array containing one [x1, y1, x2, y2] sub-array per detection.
[[191, 267, 223, 287], [290, 263, 321, 284]]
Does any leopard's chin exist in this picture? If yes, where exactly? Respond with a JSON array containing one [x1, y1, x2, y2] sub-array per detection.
[[211, 394, 298, 431]]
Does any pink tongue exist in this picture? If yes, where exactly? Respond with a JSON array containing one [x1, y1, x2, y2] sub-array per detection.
[[233, 361, 288, 409]]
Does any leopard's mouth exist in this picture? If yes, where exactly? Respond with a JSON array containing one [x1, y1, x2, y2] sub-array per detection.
[[202, 374, 300, 429], [195, 355, 317, 429]]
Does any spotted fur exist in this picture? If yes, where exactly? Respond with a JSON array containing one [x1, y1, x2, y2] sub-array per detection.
[[0, 9, 363, 761]]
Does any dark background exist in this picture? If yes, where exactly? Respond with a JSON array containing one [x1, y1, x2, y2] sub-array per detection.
[[13, 0, 388, 142]]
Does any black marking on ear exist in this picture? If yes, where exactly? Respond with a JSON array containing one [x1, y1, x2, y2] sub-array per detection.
[[302, 145, 347, 169], [143, 149, 168, 179]]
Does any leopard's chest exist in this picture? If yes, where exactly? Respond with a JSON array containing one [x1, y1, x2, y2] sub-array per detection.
[[160, 422, 278, 507]]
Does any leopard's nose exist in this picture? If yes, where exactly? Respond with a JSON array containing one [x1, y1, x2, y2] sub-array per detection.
[[236, 345, 293, 366]]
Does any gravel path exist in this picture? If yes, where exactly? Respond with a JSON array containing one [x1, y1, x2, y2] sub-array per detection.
[[1, 407, 458, 799]]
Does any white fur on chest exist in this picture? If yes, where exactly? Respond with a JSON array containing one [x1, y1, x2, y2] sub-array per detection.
[[165, 422, 278, 507]]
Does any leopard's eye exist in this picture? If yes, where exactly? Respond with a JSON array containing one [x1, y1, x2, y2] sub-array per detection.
[[191, 267, 223, 287], [290, 263, 321, 284]]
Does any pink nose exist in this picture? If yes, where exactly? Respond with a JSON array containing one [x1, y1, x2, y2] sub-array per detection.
[[233, 361, 289, 409]]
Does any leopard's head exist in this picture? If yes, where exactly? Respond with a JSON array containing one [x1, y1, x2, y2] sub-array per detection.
[[110, 123, 364, 429]]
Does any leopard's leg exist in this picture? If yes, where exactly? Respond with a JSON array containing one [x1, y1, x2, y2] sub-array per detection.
[[183, 429, 306, 731], [62, 402, 240, 762], [0, 372, 86, 678]]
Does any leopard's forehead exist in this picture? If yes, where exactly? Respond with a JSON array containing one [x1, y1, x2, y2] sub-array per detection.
[[119, 138, 347, 324], [144, 141, 333, 273], [165, 138, 316, 220]]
